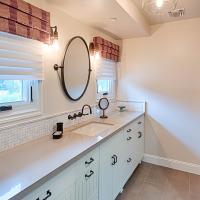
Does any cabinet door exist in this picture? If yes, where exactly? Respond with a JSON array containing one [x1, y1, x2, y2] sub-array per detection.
[[54, 185, 75, 200], [99, 137, 114, 200], [75, 166, 99, 200], [112, 131, 125, 199], [135, 126, 145, 164], [75, 147, 99, 200], [99, 130, 124, 200]]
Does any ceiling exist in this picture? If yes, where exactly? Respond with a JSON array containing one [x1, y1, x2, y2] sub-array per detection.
[[132, 0, 200, 25], [48, 0, 200, 39], [48, 0, 150, 39]]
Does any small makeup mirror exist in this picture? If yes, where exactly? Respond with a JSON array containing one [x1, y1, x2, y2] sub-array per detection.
[[99, 97, 109, 118]]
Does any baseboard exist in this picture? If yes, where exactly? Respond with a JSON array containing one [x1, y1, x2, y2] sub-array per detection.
[[143, 154, 200, 175]]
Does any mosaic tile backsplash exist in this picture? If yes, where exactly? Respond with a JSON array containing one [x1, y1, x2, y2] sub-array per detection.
[[0, 101, 145, 153], [0, 106, 98, 153]]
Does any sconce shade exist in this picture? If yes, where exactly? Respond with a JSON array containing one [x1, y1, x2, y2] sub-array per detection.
[[93, 36, 120, 62], [0, 0, 50, 44]]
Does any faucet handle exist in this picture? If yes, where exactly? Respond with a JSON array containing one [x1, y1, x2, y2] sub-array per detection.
[[77, 112, 83, 117], [68, 115, 74, 120], [73, 113, 77, 118]]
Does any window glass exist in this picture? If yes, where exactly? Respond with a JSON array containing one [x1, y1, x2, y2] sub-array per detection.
[[96, 79, 115, 99], [97, 80, 110, 93], [0, 80, 24, 104]]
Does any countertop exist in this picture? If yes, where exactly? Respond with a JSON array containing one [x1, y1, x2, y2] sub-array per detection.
[[0, 111, 144, 200]]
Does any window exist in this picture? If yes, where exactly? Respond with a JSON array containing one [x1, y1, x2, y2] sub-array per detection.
[[95, 59, 117, 99], [0, 80, 38, 106], [0, 32, 43, 123], [97, 79, 115, 98], [0, 80, 27, 104]]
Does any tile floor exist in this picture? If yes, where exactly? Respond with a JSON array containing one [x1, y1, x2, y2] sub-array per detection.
[[116, 162, 200, 200]]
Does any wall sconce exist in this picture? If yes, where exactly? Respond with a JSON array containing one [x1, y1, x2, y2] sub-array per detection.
[[89, 42, 100, 60], [50, 26, 59, 50], [89, 42, 95, 56]]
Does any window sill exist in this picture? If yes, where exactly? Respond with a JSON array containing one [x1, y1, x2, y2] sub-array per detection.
[[0, 108, 42, 129]]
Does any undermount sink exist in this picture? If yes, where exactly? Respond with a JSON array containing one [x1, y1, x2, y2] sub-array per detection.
[[72, 122, 113, 137]]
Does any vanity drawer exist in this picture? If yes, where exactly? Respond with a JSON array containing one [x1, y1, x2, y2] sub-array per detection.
[[124, 115, 144, 134], [79, 146, 99, 170], [21, 162, 77, 200]]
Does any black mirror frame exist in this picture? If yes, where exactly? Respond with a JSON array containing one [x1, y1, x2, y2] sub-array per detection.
[[55, 36, 92, 101]]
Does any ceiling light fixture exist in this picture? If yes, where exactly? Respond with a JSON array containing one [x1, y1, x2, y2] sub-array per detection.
[[142, 0, 177, 15]]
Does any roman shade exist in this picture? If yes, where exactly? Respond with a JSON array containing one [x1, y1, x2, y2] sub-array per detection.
[[0, 32, 44, 80], [0, 0, 50, 43], [93, 36, 120, 62], [95, 58, 117, 80]]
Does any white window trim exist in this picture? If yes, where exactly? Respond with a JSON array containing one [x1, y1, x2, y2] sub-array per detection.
[[0, 81, 43, 125]]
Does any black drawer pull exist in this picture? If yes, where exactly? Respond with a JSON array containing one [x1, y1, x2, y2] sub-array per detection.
[[111, 155, 117, 165], [127, 136, 132, 141], [85, 157, 94, 165], [127, 129, 132, 133], [85, 170, 94, 178], [138, 131, 142, 138], [114, 155, 118, 164], [127, 158, 132, 163], [43, 190, 51, 200], [111, 155, 115, 165], [138, 121, 142, 125]]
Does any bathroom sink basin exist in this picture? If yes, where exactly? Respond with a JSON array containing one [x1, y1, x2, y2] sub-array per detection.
[[72, 122, 113, 137]]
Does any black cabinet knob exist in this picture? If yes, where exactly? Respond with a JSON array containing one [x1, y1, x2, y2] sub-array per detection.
[[127, 129, 132, 133], [127, 136, 132, 141]]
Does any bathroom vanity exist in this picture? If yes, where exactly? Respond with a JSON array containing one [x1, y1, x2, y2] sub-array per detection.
[[0, 111, 144, 200]]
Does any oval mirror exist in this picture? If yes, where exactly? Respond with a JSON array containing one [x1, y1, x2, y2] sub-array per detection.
[[60, 36, 91, 101]]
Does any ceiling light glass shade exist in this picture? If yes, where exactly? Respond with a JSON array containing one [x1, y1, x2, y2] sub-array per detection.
[[142, 0, 177, 15]]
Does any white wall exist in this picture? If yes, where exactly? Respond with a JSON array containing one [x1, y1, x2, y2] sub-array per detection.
[[118, 18, 200, 164], [25, 0, 120, 116]]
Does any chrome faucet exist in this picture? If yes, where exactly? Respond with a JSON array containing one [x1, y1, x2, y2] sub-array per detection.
[[81, 104, 92, 116]]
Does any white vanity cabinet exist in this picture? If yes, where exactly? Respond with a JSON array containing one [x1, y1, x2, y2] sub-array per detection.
[[20, 114, 144, 200], [99, 115, 144, 200], [122, 115, 145, 185], [21, 147, 100, 200]]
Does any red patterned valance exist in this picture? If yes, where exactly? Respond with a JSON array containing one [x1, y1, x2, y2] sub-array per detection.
[[93, 36, 120, 62], [0, 0, 50, 43]]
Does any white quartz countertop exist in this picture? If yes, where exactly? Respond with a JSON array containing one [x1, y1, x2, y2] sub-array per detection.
[[0, 111, 144, 200]]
